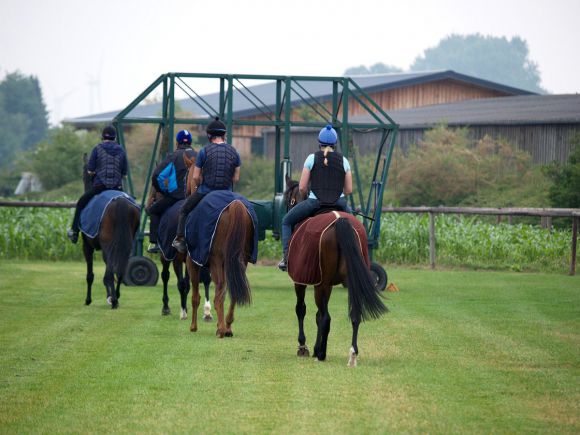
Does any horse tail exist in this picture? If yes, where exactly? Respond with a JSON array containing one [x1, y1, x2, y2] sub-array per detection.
[[223, 200, 252, 306], [108, 198, 135, 279], [335, 218, 388, 323]]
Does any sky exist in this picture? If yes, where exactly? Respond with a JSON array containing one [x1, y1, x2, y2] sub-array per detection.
[[1, 0, 579, 126]]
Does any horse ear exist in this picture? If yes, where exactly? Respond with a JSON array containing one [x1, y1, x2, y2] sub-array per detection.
[[285, 174, 291, 187]]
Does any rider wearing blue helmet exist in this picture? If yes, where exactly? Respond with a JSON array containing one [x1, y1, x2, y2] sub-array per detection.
[[146, 129, 197, 253], [278, 124, 352, 271]]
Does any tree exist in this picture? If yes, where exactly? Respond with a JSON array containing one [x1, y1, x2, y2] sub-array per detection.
[[344, 62, 403, 75], [543, 134, 580, 208], [0, 71, 49, 169], [410, 34, 546, 93], [22, 126, 98, 191]]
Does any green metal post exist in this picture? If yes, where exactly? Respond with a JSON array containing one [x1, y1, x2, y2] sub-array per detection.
[[226, 76, 233, 145], [168, 74, 175, 154]]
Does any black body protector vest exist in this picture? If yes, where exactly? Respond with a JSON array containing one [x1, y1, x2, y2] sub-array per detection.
[[171, 148, 196, 199], [202, 143, 238, 190], [310, 149, 346, 205], [95, 143, 124, 189]]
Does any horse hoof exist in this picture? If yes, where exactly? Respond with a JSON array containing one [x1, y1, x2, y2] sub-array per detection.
[[347, 347, 358, 367], [216, 330, 225, 338], [190, 324, 197, 332], [85, 299, 92, 306], [297, 346, 310, 357], [162, 308, 171, 316], [225, 331, 233, 338], [111, 303, 119, 310], [106, 296, 112, 305], [180, 310, 187, 320], [203, 314, 213, 322]]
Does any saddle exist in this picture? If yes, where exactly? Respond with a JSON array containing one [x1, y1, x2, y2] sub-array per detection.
[[79, 190, 140, 239], [287, 211, 369, 286], [184, 190, 259, 266]]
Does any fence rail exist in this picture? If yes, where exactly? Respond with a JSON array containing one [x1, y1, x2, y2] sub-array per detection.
[[1, 201, 578, 275], [381, 206, 579, 276]]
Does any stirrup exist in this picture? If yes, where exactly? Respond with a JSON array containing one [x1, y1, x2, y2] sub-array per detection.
[[172, 237, 186, 253], [147, 243, 160, 254], [278, 258, 287, 271]]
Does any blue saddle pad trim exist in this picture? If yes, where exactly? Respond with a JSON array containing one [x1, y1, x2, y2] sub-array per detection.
[[184, 191, 258, 266], [157, 199, 184, 262], [80, 191, 140, 239]]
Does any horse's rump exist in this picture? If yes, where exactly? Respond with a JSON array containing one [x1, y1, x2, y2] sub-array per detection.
[[80, 190, 140, 239], [184, 190, 259, 266], [287, 211, 370, 285]]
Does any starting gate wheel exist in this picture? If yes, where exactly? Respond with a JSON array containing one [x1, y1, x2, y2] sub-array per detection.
[[370, 262, 388, 291], [124, 256, 159, 286]]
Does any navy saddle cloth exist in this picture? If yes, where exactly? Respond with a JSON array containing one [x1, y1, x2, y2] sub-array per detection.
[[80, 190, 140, 239], [184, 191, 258, 266], [157, 199, 184, 262]]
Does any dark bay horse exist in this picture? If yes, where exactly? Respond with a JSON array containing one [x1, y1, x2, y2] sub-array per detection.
[[284, 176, 387, 366], [184, 168, 254, 337], [147, 185, 212, 320], [81, 159, 140, 309]]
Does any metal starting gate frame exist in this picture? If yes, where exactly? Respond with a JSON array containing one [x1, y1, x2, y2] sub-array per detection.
[[114, 73, 398, 287]]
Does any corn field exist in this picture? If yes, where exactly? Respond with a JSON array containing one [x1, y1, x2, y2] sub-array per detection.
[[0, 207, 572, 273]]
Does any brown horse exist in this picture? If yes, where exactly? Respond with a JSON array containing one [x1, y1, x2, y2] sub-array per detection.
[[283, 176, 387, 366], [81, 158, 140, 309], [184, 166, 254, 337]]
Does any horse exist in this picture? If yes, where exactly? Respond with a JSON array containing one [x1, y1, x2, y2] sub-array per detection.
[[183, 166, 255, 338], [81, 157, 140, 309], [283, 175, 388, 366], [146, 184, 212, 321]]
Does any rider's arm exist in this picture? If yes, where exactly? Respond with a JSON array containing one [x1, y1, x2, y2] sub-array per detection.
[[298, 167, 310, 198], [192, 166, 202, 190], [344, 170, 353, 196], [232, 166, 240, 184]]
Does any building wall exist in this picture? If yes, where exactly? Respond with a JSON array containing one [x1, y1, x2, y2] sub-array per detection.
[[352, 123, 580, 165], [232, 79, 509, 154]]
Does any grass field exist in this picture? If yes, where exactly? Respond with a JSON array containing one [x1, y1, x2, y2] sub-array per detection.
[[0, 261, 578, 434]]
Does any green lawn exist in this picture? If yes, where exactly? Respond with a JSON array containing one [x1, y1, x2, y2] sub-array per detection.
[[0, 261, 578, 434]]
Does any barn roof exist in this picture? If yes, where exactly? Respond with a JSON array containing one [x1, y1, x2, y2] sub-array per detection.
[[64, 70, 535, 127], [351, 94, 580, 128]]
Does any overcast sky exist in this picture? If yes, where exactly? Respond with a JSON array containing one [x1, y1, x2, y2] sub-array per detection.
[[2, 0, 579, 125]]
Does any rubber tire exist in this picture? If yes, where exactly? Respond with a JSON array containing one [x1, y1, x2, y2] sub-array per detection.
[[123, 256, 159, 286], [370, 262, 388, 291]]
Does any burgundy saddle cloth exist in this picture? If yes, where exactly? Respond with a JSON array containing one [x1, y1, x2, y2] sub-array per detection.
[[287, 211, 370, 285]]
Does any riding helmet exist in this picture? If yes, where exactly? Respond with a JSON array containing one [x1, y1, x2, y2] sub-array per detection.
[[318, 124, 337, 146], [176, 129, 192, 144], [206, 117, 227, 137], [102, 125, 117, 140]]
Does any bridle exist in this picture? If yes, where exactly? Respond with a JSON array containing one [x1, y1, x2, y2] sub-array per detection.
[[284, 181, 301, 212]]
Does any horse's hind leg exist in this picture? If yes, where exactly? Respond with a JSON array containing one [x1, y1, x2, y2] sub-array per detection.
[[295, 284, 309, 357], [161, 260, 171, 315], [213, 271, 227, 338], [313, 284, 332, 361], [103, 256, 118, 309], [348, 317, 360, 367], [202, 267, 213, 321], [224, 300, 236, 337], [186, 260, 201, 332], [83, 240, 94, 306]]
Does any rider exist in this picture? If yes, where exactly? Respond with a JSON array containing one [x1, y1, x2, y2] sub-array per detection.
[[172, 117, 241, 253], [146, 129, 197, 253], [278, 124, 352, 271], [67, 125, 128, 244]]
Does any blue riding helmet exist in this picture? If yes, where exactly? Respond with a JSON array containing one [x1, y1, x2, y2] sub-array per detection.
[[176, 129, 192, 144], [318, 124, 338, 146]]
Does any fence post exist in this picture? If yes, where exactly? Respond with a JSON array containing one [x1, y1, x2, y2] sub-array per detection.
[[571, 216, 578, 276], [429, 212, 436, 270]]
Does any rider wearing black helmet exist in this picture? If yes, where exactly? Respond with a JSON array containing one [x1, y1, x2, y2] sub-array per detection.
[[67, 125, 128, 243], [172, 117, 241, 253], [146, 129, 197, 254]]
